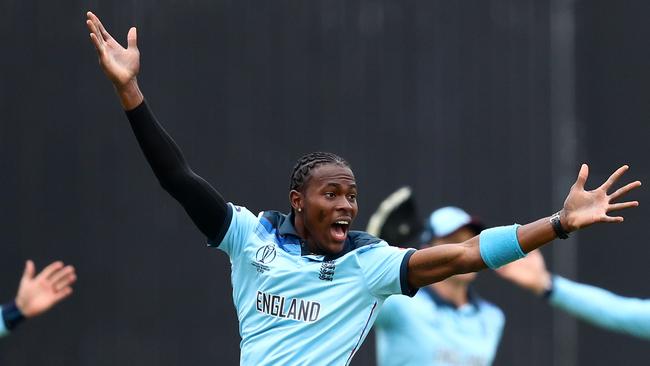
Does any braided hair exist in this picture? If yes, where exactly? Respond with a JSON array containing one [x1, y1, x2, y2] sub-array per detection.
[[289, 152, 351, 193]]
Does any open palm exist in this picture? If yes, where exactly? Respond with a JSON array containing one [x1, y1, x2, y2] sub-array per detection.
[[16, 261, 76, 318], [86, 12, 139, 87], [562, 164, 641, 231]]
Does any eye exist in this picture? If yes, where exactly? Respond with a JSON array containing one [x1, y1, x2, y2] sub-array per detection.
[[347, 194, 357, 202], [324, 192, 336, 199]]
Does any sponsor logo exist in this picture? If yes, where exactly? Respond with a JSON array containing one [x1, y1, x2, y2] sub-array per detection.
[[251, 244, 276, 273], [256, 291, 321, 322]]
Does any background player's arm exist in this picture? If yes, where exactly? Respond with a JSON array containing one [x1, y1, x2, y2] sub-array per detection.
[[407, 164, 640, 288], [1, 260, 76, 337], [498, 250, 650, 340], [86, 12, 230, 241]]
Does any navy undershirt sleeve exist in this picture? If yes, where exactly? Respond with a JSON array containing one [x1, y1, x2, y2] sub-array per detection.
[[125, 101, 229, 242]]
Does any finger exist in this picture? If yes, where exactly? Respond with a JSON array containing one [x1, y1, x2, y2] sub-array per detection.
[[85, 15, 104, 43], [21, 260, 35, 281], [609, 180, 642, 201], [601, 215, 624, 223], [127, 27, 138, 50], [599, 165, 629, 192], [87, 12, 111, 41], [36, 261, 64, 281], [95, 16, 114, 42], [86, 20, 105, 50], [48, 265, 75, 285], [53, 272, 77, 292], [573, 164, 589, 190], [89, 33, 104, 54], [608, 201, 639, 212], [51, 287, 73, 303]]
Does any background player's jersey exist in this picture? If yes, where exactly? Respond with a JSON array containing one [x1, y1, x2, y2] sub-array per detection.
[[0, 306, 7, 337], [211, 203, 415, 365], [375, 287, 504, 366]]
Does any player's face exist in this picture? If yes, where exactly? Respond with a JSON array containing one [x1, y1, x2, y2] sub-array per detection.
[[300, 164, 358, 255]]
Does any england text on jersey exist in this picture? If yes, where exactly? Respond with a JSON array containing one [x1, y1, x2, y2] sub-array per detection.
[[256, 291, 321, 322]]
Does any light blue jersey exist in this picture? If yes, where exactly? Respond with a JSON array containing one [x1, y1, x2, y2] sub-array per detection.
[[211, 204, 416, 365], [375, 287, 504, 366], [550, 275, 650, 340], [0, 305, 7, 337]]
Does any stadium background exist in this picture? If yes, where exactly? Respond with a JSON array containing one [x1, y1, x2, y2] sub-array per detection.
[[1, 0, 649, 365]]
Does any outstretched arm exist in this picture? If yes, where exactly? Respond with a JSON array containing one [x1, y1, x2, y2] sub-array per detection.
[[407, 164, 641, 288], [497, 250, 650, 340], [86, 12, 230, 241], [1, 261, 76, 337]]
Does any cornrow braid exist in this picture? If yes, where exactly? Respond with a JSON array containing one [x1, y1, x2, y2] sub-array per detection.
[[289, 152, 351, 192]]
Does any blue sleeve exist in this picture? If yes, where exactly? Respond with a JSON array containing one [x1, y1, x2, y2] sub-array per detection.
[[0, 305, 7, 338], [550, 276, 650, 340], [358, 242, 416, 299], [208, 203, 260, 260]]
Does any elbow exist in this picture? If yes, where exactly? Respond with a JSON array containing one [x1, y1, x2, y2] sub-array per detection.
[[157, 168, 194, 194]]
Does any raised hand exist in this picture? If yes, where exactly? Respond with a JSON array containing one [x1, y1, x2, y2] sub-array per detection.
[[561, 164, 641, 232], [496, 250, 551, 295], [86, 12, 139, 87], [15, 260, 76, 318]]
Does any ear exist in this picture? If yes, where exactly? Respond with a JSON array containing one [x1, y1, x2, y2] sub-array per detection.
[[289, 190, 303, 212]]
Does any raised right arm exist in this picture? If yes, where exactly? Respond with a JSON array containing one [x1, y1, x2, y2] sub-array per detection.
[[86, 12, 230, 241]]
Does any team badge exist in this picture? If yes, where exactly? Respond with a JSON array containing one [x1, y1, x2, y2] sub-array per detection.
[[319, 260, 336, 281]]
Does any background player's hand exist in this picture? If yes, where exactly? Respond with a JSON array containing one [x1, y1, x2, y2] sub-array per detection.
[[560, 164, 640, 232], [496, 250, 550, 296], [15, 260, 76, 318], [86, 11, 139, 88]]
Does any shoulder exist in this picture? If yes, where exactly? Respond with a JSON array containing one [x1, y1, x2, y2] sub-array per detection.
[[476, 299, 505, 323], [259, 210, 286, 230]]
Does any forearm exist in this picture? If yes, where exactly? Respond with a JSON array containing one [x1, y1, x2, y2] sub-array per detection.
[[516, 216, 557, 253], [408, 240, 483, 288], [124, 97, 229, 240], [550, 276, 650, 340], [409, 216, 559, 288]]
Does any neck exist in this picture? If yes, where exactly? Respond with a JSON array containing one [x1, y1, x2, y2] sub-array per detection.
[[429, 278, 469, 307], [293, 212, 322, 255]]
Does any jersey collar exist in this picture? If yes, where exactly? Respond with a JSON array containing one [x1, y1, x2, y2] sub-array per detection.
[[423, 285, 481, 312], [277, 211, 355, 260]]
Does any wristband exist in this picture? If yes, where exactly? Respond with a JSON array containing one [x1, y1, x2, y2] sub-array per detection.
[[550, 211, 569, 239], [2, 301, 25, 330], [479, 224, 526, 269]]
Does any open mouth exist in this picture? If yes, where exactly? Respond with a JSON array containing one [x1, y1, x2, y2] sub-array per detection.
[[330, 220, 350, 242]]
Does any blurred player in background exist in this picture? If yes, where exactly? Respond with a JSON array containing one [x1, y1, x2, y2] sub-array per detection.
[[498, 249, 650, 340], [369, 191, 503, 366], [1, 260, 76, 337]]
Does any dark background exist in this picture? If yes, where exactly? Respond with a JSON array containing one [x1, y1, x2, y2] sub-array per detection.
[[0, 0, 648, 365]]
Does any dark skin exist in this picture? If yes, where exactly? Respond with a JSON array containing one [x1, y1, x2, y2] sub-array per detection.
[[290, 164, 358, 255], [87, 11, 642, 291]]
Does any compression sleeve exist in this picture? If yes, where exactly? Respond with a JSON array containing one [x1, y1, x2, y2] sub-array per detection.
[[550, 276, 650, 340], [125, 101, 230, 243]]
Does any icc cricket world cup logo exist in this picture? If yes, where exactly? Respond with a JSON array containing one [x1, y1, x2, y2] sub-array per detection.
[[252, 245, 277, 273]]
